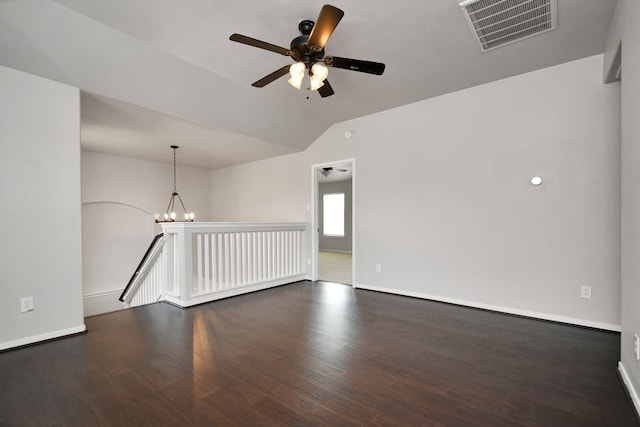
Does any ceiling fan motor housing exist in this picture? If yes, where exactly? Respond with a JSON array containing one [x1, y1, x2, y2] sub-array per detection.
[[290, 21, 324, 66], [298, 19, 314, 35]]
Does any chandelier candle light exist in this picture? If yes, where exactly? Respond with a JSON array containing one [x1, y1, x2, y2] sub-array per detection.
[[154, 145, 195, 223]]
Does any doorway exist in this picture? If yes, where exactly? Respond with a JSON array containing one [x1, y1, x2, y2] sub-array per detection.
[[312, 159, 355, 286]]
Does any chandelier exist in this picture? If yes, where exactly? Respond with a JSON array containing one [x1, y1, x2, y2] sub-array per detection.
[[154, 145, 195, 223]]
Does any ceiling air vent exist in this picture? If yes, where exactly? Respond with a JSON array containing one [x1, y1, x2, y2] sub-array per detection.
[[459, 0, 557, 51]]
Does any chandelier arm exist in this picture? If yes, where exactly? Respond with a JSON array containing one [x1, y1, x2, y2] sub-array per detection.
[[176, 192, 189, 214], [165, 194, 174, 215], [171, 194, 178, 214]]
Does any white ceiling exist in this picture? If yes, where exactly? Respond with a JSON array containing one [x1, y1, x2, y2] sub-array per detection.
[[0, 0, 618, 168]]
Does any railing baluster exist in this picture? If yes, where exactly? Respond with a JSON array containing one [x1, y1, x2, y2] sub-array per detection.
[[254, 232, 259, 283], [280, 231, 284, 278], [278, 231, 282, 277], [246, 232, 250, 284], [286, 231, 291, 276], [196, 233, 203, 294], [217, 232, 224, 289], [269, 231, 275, 280], [295, 231, 298, 274], [231, 232, 236, 286], [260, 231, 265, 281], [299, 231, 302, 273], [276, 231, 281, 278], [251, 232, 257, 283], [238, 232, 243, 285], [241, 232, 247, 285], [203, 233, 208, 292], [210, 233, 217, 291], [265, 231, 269, 280], [223, 232, 228, 288]]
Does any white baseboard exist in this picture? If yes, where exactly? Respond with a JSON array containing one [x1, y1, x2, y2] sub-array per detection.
[[84, 289, 125, 317], [619, 362, 640, 418], [164, 275, 307, 308], [319, 250, 352, 254], [0, 324, 86, 351], [353, 283, 621, 332]]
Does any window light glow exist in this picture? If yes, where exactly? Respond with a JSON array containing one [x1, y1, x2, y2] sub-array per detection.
[[323, 193, 345, 237]]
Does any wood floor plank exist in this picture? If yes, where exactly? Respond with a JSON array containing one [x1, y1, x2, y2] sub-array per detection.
[[0, 281, 637, 426]]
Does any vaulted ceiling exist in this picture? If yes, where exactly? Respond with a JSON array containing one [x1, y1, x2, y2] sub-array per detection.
[[0, 0, 618, 168]]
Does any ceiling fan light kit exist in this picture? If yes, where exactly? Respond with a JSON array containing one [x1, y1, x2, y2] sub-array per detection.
[[288, 62, 305, 89], [229, 4, 385, 97], [309, 63, 329, 90]]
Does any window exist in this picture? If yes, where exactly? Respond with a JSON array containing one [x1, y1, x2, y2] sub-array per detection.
[[323, 193, 345, 236]]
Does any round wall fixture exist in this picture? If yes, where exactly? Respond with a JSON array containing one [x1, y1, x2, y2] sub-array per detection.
[[531, 176, 543, 186], [344, 130, 353, 140]]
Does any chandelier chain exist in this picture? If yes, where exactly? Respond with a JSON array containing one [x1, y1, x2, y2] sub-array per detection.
[[173, 146, 177, 193]]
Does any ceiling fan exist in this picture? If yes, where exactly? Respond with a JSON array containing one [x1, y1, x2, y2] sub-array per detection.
[[319, 166, 348, 177], [229, 4, 385, 97]]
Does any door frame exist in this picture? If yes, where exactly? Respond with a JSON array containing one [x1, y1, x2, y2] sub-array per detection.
[[310, 158, 356, 287]]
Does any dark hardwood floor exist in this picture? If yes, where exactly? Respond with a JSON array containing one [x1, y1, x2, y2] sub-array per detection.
[[0, 281, 637, 426]]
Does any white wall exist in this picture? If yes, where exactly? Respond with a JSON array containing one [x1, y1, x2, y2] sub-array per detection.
[[606, 0, 640, 414], [81, 151, 212, 315], [210, 152, 307, 222], [211, 55, 622, 331], [344, 54, 620, 330], [0, 65, 85, 350]]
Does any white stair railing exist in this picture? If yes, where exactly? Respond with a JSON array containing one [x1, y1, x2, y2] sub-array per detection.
[[121, 223, 310, 309], [120, 233, 166, 307]]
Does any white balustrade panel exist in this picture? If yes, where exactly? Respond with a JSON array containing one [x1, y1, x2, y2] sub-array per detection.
[[192, 229, 304, 296], [123, 223, 309, 309]]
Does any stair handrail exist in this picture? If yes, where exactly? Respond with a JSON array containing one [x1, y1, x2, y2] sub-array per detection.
[[119, 233, 165, 303]]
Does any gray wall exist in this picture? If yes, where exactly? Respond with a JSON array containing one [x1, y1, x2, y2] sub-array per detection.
[[605, 0, 640, 411], [319, 180, 352, 253], [0, 65, 85, 350], [211, 54, 622, 331]]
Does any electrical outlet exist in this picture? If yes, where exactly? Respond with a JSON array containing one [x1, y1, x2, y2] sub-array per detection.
[[375, 264, 382, 273], [580, 286, 592, 299], [634, 334, 640, 361], [20, 297, 34, 313]]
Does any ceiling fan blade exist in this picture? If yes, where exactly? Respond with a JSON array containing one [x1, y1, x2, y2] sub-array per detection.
[[229, 33, 292, 56], [324, 56, 385, 75], [317, 79, 335, 97], [252, 65, 291, 87], [307, 5, 344, 51]]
